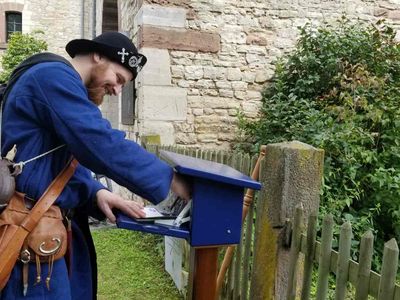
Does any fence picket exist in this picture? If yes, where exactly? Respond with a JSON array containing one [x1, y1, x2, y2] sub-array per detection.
[[378, 238, 399, 300], [241, 200, 254, 300], [316, 214, 334, 300], [335, 222, 352, 300], [227, 247, 235, 299], [189, 148, 196, 158], [301, 213, 317, 300], [249, 160, 269, 300], [240, 155, 258, 300], [233, 154, 245, 300], [355, 230, 374, 300], [233, 224, 244, 300], [287, 206, 304, 300]]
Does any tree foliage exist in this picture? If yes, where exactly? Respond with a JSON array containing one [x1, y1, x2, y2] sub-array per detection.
[[0, 31, 47, 82], [238, 18, 400, 266]]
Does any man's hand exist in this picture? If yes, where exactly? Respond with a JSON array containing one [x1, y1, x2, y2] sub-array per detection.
[[96, 189, 145, 223], [170, 172, 192, 201]]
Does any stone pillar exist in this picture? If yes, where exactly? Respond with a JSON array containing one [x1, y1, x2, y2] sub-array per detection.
[[133, 3, 189, 146], [250, 141, 324, 300]]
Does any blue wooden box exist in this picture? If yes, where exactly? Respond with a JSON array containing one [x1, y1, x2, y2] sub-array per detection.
[[116, 150, 261, 247]]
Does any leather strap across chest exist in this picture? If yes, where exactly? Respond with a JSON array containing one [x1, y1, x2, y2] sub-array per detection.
[[21, 158, 78, 233]]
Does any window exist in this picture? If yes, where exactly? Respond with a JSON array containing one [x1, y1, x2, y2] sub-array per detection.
[[6, 12, 21, 41], [121, 80, 136, 125]]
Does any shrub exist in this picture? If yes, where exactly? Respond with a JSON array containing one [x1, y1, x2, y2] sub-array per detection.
[[238, 17, 400, 267], [0, 31, 47, 82]]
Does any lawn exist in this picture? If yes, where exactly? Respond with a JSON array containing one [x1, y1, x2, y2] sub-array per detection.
[[92, 227, 184, 300]]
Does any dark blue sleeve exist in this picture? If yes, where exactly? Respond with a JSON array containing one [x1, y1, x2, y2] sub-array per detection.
[[54, 164, 106, 217], [27, 64, 173, 204]]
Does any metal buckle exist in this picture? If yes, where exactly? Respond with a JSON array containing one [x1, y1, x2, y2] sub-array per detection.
[[39, 238, 61, 255]]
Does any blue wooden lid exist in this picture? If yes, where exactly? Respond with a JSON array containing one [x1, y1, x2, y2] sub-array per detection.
[[160, 150, 261, 190]]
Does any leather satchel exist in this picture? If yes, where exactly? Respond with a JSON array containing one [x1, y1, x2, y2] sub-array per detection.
[[0, 158, 78, 291]]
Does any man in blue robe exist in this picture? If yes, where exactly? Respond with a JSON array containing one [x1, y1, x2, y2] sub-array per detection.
[[0, 32, 190, 299]]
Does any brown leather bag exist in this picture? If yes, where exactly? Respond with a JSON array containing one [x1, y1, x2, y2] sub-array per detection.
[[0, 158, 78, 290]]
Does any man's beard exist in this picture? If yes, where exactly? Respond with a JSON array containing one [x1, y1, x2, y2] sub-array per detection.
[[86, 63, 109, 106], [87, 86, 106, 106]]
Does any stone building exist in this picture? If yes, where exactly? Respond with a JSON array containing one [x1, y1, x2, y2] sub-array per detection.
[[1, 0, 400, 151], [119, 0, 400, 150]]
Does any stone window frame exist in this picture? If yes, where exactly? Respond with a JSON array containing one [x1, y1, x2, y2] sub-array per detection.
[[5, 11, 22, 41], [0, 2, 24, 49]]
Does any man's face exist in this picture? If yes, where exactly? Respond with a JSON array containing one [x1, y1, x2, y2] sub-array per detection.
[[87, 55, 133, 106]]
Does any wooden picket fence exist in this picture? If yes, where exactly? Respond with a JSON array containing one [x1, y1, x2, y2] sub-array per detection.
[[288, 206, 400, 300], [146, 144, 400, 299]]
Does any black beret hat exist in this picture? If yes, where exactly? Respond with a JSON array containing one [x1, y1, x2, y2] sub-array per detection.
[[65, 32, 147, 79]]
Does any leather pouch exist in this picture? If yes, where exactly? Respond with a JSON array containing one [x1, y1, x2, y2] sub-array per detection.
[[0, 192, 67, 263]]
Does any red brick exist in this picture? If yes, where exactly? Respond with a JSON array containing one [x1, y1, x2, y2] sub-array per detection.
[[139, 26, 220, 53], [145, 0, 191, 8]]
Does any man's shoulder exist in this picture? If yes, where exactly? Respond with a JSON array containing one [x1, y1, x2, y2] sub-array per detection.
[[22, 60, 82, 90], [28, 60, 75, 76]]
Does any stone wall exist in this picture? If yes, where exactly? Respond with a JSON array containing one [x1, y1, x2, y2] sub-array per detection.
[[120, 0, 400, 150]]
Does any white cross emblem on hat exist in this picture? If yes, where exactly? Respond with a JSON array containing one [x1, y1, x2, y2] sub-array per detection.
[[118, 48, 129, 63]]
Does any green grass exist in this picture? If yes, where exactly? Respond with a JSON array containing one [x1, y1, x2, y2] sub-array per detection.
[[92, 228, 184, 300]]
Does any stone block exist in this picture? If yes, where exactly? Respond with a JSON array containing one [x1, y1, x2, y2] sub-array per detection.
[[138, 86, 187, 121], [175, 132, 197, 144], [395, 30, 400, 42], [220, 25, 247, 44], [185, 65, 204, 80], [215, 81, 231, 89], [171, 65, 185, 78], [255, 70, 272, 83], [246, 32, 268, 46], [197, 133, 218, 143], [137, 48, 171, 86], [139, 25, 220, 53], [232, 81, 248, 90], [374, 7, 388, 17], [388, 10, 400, 20], [227, 68, 242, 81], [219, 89, 234, 98], [135, 4, 186, 29], [139, 120, 175, 145], [203, 66, 226, 80], [192, 108, 204, 116]]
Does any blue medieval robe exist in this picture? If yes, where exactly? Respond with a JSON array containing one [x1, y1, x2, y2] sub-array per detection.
[[0, 61, 173, 299]]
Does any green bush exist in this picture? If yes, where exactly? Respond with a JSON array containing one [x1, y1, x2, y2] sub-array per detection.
[[0, 31, 47, 82], [238, 18, 400, 267]]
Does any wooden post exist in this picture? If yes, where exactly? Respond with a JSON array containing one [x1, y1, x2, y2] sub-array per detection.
[[192, 247, 219, 300], [250, 141, 324, 299]]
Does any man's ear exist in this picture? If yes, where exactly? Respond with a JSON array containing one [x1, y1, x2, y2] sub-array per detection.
[[92, 52, 101, 63]]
